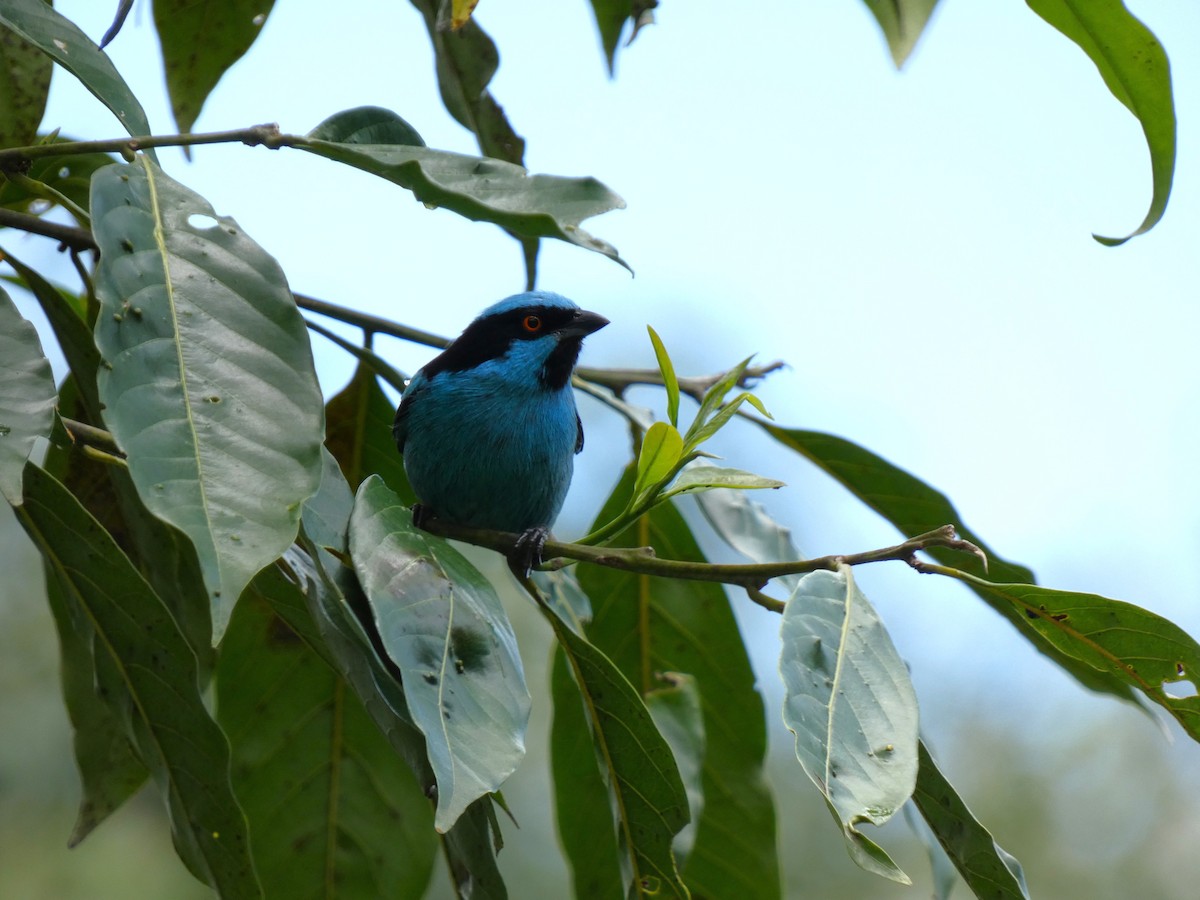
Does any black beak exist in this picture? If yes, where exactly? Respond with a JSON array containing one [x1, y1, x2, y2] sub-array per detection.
[[560, 309, 609, 338]]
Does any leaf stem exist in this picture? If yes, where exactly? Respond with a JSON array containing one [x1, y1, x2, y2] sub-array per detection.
[[0, 208, 95, 251], [61, 416, 123, 456]]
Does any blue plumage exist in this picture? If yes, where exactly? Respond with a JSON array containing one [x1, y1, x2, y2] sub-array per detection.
[[393, 291, 608, 573]]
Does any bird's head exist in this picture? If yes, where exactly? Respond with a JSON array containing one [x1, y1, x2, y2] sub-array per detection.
[[424, 291, 609, 390]]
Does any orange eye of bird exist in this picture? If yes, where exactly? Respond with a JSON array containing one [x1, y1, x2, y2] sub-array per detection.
[[522, 315, 542, 332]]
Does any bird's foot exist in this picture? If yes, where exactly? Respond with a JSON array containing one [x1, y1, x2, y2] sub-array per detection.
[[411, 503, 433, 530], [508, 526, 550, 579]]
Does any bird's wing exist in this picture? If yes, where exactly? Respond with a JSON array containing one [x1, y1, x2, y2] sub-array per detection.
[[575, 411, 584, 454], [392, 373, 426, 453]]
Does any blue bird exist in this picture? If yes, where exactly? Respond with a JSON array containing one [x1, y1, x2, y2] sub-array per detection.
[[393, 291, 609, 575]]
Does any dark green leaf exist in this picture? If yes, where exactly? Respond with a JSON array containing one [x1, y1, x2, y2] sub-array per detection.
[[939, 568, 1200, 742], [16, 463, 259, 897], [645, 673, 705, 865], [587, 0, 658, 73], [0, 139, 114, 222], [0, 285, 56, 503], [861, 0, 940, 67], [293, 130, 630, 271], [308, 106, 425, 147], [0, 0, 155, 142], [349, 475, 530, 832], [532, 567, 592, 632], [912, 740, 1029, 899], [577, 467, 781, 899], [759, 424, 1142, 704], [219, 581, 437, 899], [780, 567, 918, 883], [0, 22, 51, 146], [1026, 0, 1174, 245], [324, 362, 413, 499], [541, 593, 690, 899], [42, 559, 149, 847], [91, 158, 325, 640], [154, 0, 276, 134], [549, 646, 623, 899]]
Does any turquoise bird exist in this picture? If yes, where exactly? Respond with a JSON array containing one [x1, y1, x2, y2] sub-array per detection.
[[393, 291, 609, 574]]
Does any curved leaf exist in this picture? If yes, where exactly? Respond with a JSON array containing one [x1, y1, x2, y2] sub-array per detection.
[[780, 566, 918, 883], [154, 0, 276, 134], [309, 106, 425, 147], [293, 128, 630, 271], [576, 468, 781, 899], [0, 23, 51, 146], [664, 464, 784, 500], [0, 286, 55, 504], [541, 595, 690, 899], [0, 0, 154, 141], [588, 0, 657, 74], [90, 158, 325, 640], [912, 740, 1029, 899], [219, 581, 437, 899], [349, 475, 530, 832], [1027, 0, 1175, 245], [862, 0, 940, 68], [758, 424, 1143, 704], [324, 362, 413, 498], [645, 673, 705, 865], [937, 568, 1200, 742], [16, 464, 259, 897]]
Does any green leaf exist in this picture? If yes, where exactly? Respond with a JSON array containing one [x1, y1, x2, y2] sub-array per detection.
[[532, 567, 592, 633], [911, 740, 1029, 899], [293, 127, 630, 272], [324, 362, 413, 499], [937, 568, 1200, 742], [692, 483, 804, 593], [549, 646, 623, 899], [349, 475, 530, 832], [90, 158, 325, 640], [577, 467, 781, 899], [154, 0, 276, 135], [42, 559, 149, 847], [662, 464, 784, 501], [0, 138, 114, 222], [309, 105, 425, 147], [780, 566, 918, 883], [300, 447, 355, 555], [633, 420, 684, 503], [0, 0, 155, 142], [647, 325, 679, 427], [540, 594, 690, 899], [587, 0, 657, 74], [645, 673, 705, 865], [1026, 0, 1175, 245], [0, 286, 56, 504], [16, 463, 260, 897], [861, 0, 940, 68], [691, 356, 752, 434], [0, 23, 51, 146], [758, 424, 1143, 705], [219, 580, 437, 899]]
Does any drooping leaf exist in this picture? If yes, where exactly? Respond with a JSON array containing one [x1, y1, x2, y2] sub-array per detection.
[[532, 567, 592, 632], [541, 593, 690, 899], [90, 158, 325, 641], [576, 467, 781, 899], [99, 0, 135, 48], [692, 483, 805, 594], [1026, 0, 1175, 245], [0, 0, 155, 142], [293, 127, 629, 272], [663, 464, 784, 501], [936, 567, 1200, 742], [349, 475, 530, 832], [219, 581, 437, 899], [0, 286, 56, 504], [911, 740, 1030, 899], [324, 362, 413, 498], [284, 539, 509, 898], [758, 424, 1143, 704], [0, 22, 51, 146], [309, 106, 425, 147], [154, 0, 276, 134], [549, 646, 624, 899], [903, 799, 959, 900], [16, 464, 259, 897], [42, 559, 149, 847], [780, 566, 918, 883], [861, 0, 941, 67], [300, 447, 355, 555], [587, 0, 658, 73], [645, 673, 705, 865]]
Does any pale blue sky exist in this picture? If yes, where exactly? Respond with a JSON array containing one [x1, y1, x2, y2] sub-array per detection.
[[10, 0, 1200, 892]]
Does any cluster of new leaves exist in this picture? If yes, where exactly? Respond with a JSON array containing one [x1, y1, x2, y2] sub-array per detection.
[[0, 1, 1194, 898]]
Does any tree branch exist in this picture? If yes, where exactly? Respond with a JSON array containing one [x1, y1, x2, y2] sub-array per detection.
[[418, 517, 985, 604], [0, 208, 96, 251], [0, 125, 288, 167]]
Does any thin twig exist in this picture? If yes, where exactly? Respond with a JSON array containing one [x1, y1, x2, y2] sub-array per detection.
[[0, 208, 96, 251], [576, 360, 787, 400], [60, 417, 123, 457], [294, 292, 449, 350], [0, 125, 289, 167]]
